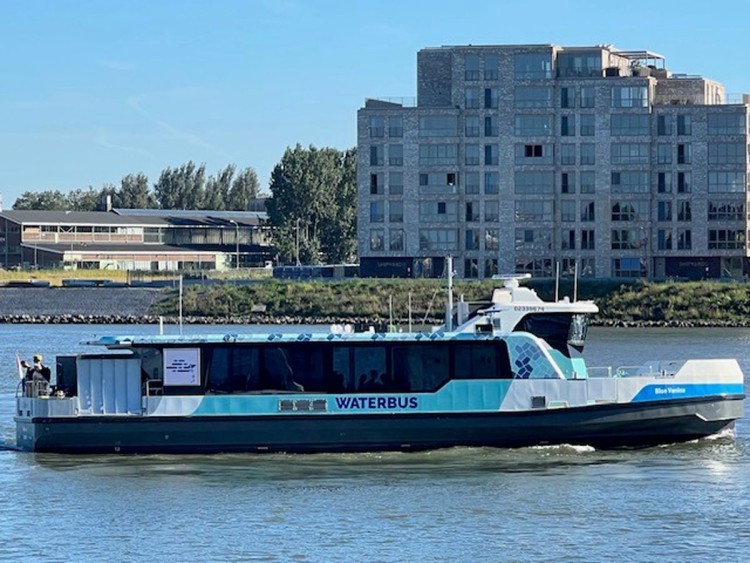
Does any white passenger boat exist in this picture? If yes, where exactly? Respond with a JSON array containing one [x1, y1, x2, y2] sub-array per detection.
[[14, 277, 744, 453]]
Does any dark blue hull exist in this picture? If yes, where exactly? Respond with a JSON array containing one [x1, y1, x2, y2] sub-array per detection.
[[20, 396, 743, 454]]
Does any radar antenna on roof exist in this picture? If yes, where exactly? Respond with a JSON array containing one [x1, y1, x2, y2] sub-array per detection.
[[491, 273, 531, 289]]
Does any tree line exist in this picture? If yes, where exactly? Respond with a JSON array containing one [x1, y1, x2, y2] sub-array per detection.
[[12, 145, 359, 265], [13, 163, 261, 212]]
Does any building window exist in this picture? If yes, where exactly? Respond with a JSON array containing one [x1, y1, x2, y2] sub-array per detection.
[[558, 52, 601, 78], [560, 115, 574, 136], [611, 171, 648, 193], [465, 144, 480, 165], [611, 86, 648, 108], [657, 172, 672, 193], [515, 86, 552, 108], [677, 230, 692, 250], [611, 143, 649, 165], [419, 229, 458, 251], [611, 229, 645, 250], [677, 115, 692, 136], [419, 116, 458, 137], [657, 201, 672, 222], [388, 144, 403, 166], [580, 144, 595, 165], [465, 172, 480, 195], [465, 115, 480, 137], [389, 172, 403, 195], [484, 258, 499, 278], [484, 144, 499, 165], [656, 144, 672, 165], [581, 201, 595, 222], [370, 173, 384, 195], [708, 201, 744, 221], [560, 144, 576, 165], [707, 113, 746, 135], [419, 144, 457, 165], [708, 171, 746, 193], [465, 201, 479, 222], [465, 229, 480, 251], [657, 114, 672, 136], [515, 115, 553, 136], [514, 171, 554, 194], [677, 201, 692, 222], [419, 172, 458, 195], [708, 229, 746, 250], [515, 258, 553, 278], [514, 53, 552, 79], [370, 201, 384, 223], [370, 229, 384, 251], [370, 145, 384, 166], [708, 143, 747, 165], [388, 116, 403, 137], [580, 114, 595, 136], [484, 116, 499, 137], [612, 257, 646, 278], [561, 200, 576, 222], [485, 201, 499, 222], [677, 144, 691, 164], [561, 229, 575, 250], [581, 229, 595, 250], [389, 201, 404, 223], [484, 54, 498, 80], [514, 229, 551, 251], [611, 201, 648, 222], [484, 172, 499, 194], [389, 229, 404, 251], [465, 54, 480, 80], [524, 144, 543, 157], [515, 200, 553, 221], [610, 114, 649, 136], [465, 88, 480, 109], [580, 86, 595, 108], [464, 259, 479, 278], [560, 87, 573, 109], [677, 172, 691, 193], [580, 171, 595, 194], [369, 116, 385, 137], [485, 88, 499, 109], [561, 172, 575, 194]]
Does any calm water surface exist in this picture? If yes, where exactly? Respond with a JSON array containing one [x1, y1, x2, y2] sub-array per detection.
[[1, 324, 749, 562]]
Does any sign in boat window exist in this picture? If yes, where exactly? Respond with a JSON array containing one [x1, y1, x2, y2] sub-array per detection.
[[163, 348, 201, 386]]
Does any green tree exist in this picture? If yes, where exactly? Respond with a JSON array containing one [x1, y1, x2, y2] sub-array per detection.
[[203, 164, 234, 210], [267, 144, 357, 264], [67, 186, 105, 211], [119, 173, 155, 209], [227, 167, 259, 210], [13, 190, 69, 210], [154, 161, 206, 209]]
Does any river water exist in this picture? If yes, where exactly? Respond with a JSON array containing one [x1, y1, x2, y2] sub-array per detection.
[[1, 324, 749, 562]]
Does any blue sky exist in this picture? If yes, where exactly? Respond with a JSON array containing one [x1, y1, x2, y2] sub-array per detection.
[[1, 0, 749, 206]]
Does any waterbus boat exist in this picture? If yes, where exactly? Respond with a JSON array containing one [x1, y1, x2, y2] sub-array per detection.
[[14, 288, 744, 453]]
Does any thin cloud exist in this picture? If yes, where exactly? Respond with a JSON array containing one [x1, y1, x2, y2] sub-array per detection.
[[100, 60, 137, 71], [128, 88, 232, 160], [93, 129, 155, 159]]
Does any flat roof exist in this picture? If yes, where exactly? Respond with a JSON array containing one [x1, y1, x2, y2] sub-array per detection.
[[0, 209, 268, 227]]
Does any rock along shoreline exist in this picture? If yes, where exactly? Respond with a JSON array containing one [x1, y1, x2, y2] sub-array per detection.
[[1, 314, 749, 329]]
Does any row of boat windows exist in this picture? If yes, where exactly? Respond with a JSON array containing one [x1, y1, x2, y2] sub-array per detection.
[[144, 342, 513, 395]]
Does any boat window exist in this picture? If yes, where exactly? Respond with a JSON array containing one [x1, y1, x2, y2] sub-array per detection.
[[392, 343, 450, 392], [261, 347, 302, 391], [270, 344, 326, 392], [353, 346, 387, 392], [453, 342, 511, 379], [568, 314, 589, 350], [138, 347, 163, 381], [515, 313, 576, 356], [207, 346, 259, 393]]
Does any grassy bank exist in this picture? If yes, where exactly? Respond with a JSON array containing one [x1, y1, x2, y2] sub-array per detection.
[[150, 278, 750, 326]]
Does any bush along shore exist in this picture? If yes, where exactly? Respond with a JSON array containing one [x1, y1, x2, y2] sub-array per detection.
[[4, 278, 750, 327]]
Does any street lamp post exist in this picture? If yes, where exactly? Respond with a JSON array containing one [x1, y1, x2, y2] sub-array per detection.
[[229, 220, 239, 269], [295, 218, 301, 266]]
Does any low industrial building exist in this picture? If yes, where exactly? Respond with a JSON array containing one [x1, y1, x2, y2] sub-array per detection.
[[0, 208, 273, 271]]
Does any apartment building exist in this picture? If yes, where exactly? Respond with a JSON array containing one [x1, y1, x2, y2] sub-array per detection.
[[357, 44, 750, 279]]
